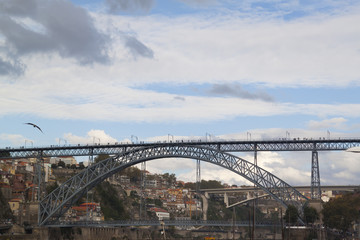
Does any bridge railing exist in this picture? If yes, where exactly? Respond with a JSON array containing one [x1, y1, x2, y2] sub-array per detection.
[[2, 138, 360, 159]]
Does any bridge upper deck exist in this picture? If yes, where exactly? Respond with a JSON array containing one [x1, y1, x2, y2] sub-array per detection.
[[1, 138, 360, 159]]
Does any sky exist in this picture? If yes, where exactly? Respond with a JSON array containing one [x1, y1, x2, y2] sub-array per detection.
[[1, 0, 360, 187]]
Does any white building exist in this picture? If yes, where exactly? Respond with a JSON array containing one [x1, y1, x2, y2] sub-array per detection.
[[50, 156, 76, 165], [150, 208, 170, 220]]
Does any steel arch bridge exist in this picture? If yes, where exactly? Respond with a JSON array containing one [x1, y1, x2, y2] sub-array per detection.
[[39, 144, 308, 226]]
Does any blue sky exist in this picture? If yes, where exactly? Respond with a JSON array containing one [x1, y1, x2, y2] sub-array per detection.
[[1, 0, 360, 186]]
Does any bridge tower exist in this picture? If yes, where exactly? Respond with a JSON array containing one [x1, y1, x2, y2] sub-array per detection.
[[311, 150, 321, 199], [34, 151, 46, 224], [35, 152, 45, 200], [140, 161, 147, 219], [252, 146, 258, 240], [86, 152, 94, 222], [196, 159, 201, 219]]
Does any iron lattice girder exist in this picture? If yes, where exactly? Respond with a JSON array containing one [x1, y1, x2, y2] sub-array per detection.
[[311, 151, 321, 199], [2, 138, 360, 159], [39, 145, 308, 226]]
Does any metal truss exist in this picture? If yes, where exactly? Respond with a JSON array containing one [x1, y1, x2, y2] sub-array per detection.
[[39, 145, 308, 226], [2, 138, 360, 159], [311, 151, 321, 199]]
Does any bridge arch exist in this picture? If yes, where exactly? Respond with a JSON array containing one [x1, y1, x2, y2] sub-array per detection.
[[39, 145, 308, 225]]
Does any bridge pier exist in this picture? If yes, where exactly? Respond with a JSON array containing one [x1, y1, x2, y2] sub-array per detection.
[[311, 150, 321, 200], [201, 194, 208, 220], [224, 192, 229, 207]]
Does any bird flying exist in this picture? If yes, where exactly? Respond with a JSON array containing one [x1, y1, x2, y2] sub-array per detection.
[[24, 122, 43, 133]]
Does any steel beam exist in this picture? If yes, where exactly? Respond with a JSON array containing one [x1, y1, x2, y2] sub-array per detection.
[[311, 151, 321, 199], [38, 145, 308, 226], [2, 138, 360, 159]]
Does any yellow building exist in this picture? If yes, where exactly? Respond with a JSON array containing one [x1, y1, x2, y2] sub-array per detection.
[[9, 198, 22, 214]]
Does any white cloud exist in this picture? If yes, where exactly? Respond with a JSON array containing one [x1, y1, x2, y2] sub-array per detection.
[[176, 160, 253, 186], [145, 158, 195, 174], [0, 6, 360, 123], [0, 8, 360, 123], [111, 11, 360, 87], [63, 130, 118, 145], [307, 117, 348, 130], [1, 77, 360, 123], [0, 133, 28, 146]]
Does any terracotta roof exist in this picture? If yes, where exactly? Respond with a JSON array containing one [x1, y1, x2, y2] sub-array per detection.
[[150, 207, 168, 213]]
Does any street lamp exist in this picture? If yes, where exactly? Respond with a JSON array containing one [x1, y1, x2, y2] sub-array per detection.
[[58, 138, 67, 146], [247, 132, 251, 141], [93, 137, 100, 145], [131, 135, 138, 144], [286, 131, 290, 140], [24, 140, 33, 148], [168, 134, 174, 142], [206, 133, 212, 142]]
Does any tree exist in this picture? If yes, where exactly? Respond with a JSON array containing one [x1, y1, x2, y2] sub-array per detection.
[[303, 206, 319, 224], [122, 167, 141, 183], [58, 160, 65, 168], [0, 189, 14, 222], [78, 162, 85, 169], [154, 199, 163, 207], [322, 193, 360, 233], [70, 164, 77, 169], [184, 182, 195, 190], [284, 205, 299, 225], [200, 180, 223, 189], [162, 173, 177, 187], [51, 163, 58, 169], [95, 154, 110, 163], [94, 181, 129, 220], [46, 182, 59, 194], [0, 150, 10, 158]]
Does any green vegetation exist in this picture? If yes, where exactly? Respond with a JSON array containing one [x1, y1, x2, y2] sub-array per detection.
[[184, 180, 224, 190], [207, 196, 264, 221], [120, 166, 142, 183], [78, 162, 85, 169], [284, 205, 299, 224], [184, 182, 195, 190], [322, 192, 360, 233], [57, 160, 65, 168], [94, 181, 129, 220], [303, 205, 318, 224], [147, 198, 163, 207], [0, 190, 13, 222], [46, 181, 59, 194], [162, 173, 176, 186], [0, 151, 10, 158], [94, 154, 110, 163], [200, 180, 224, 189]]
